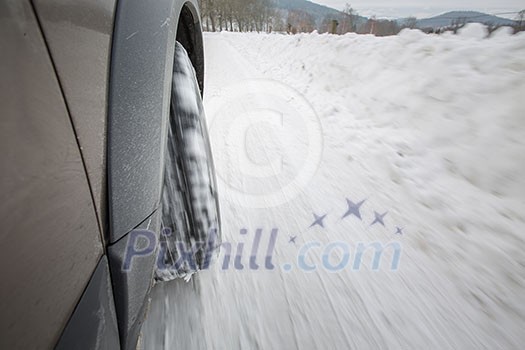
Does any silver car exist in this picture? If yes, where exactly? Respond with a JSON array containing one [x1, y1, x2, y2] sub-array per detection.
[[0, 0, 220, 348]]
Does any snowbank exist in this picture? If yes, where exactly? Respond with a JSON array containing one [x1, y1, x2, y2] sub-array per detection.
[[144, 29, 525, 349], [212, 28, 525, 202], [201, 29, 525, 347]]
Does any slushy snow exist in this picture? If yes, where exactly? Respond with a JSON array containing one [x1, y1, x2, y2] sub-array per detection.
[[141, 25, 525, 349]]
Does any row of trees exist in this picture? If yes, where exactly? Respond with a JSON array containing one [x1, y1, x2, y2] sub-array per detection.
[[199, 0, 276, 32], [199, 1, 525, 36], [198, 1, 412, 36], [198, 1, 364, 34], [320, 12, 411, 36]]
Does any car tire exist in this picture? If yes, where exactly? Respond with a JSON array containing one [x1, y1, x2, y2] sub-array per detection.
[[155, 42, 221, 282]]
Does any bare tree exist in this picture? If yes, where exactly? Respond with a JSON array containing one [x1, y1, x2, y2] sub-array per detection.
[[287, 9, 316, 34], [375, 20, 400, 36], [404, 16, 417, 29], [320, 15, 333, 34], [365, 15, 377, 35], [516, 10, 525, 32], [451, 16, 467, 32], [340, 3, 356, 33], [271, 10, 286, 32]]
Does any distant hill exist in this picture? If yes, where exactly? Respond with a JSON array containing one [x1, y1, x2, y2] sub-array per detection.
[[275, 0, 367, 26], [414, 11, 516, 29], [274, 3, 517, 33]]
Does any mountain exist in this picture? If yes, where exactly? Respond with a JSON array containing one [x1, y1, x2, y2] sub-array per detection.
[[275, 0, 340, 22], [275, 0, 367, 26], [414, 11, 516, 29], [273, 3, 517, 33]]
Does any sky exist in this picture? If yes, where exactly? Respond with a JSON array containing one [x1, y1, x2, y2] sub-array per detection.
[[309, 0, 524, 19]]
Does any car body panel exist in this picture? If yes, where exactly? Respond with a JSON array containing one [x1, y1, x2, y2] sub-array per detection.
[[31, 0, 117, 237], [1, 0, 207, 348], [108, 210, 160, 350], [0, 1, 103, 348], [55, 256, 120, 350]]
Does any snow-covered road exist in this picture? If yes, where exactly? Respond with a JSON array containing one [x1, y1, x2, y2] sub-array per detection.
[[142, 27, 525, 349]]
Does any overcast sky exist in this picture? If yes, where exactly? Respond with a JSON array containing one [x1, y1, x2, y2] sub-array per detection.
[[310, 0, 524, 19]]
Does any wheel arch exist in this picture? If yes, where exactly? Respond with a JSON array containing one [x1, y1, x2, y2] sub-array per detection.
[[106, 0, 204, 348], [108, 0, 203, 244], [176, 1, 205, 96]]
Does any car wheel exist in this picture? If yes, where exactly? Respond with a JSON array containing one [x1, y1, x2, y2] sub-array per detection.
[[155, 42, 221, 282]]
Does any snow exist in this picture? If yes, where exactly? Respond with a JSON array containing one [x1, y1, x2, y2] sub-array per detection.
[[141, 28, 525, 349], [457, 23, 489, 39], [490, 26, 515, 38]]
